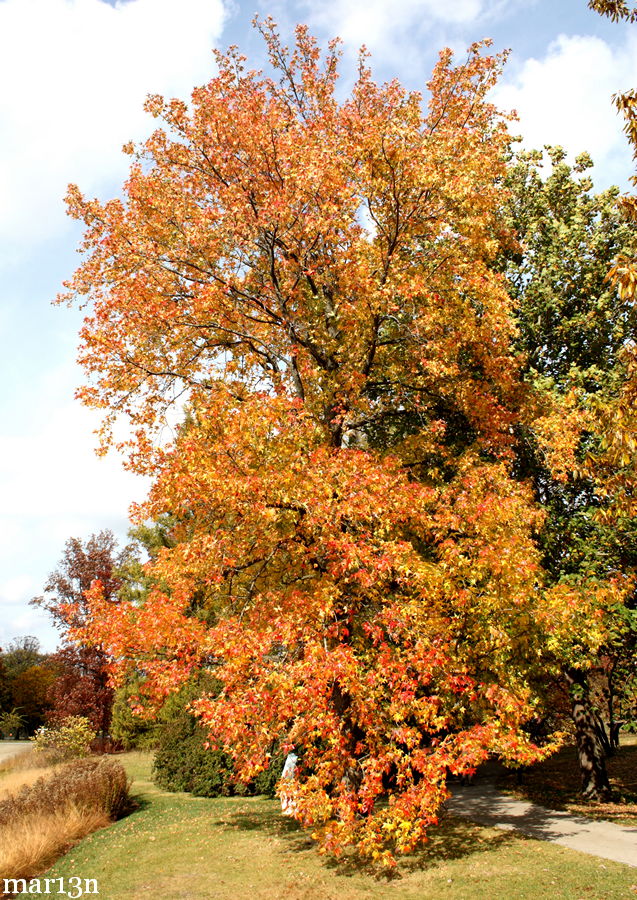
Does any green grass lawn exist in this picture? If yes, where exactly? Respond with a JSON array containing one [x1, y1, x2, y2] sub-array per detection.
[[39, 752, 636, 900]]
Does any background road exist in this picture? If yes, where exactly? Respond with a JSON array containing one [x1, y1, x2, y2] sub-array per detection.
[[0, 740, 28, 763]]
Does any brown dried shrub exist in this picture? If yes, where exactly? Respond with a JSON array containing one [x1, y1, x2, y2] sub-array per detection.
[[0, 766, 59, 800]]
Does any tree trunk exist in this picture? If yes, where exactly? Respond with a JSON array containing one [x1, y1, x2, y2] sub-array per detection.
[[606, 664, 620, 754], [566, 669, 613, 801]]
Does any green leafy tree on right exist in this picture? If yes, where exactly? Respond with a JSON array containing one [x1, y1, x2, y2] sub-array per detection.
[[587, 0, 637, 487], [501, 146, 637, 799]]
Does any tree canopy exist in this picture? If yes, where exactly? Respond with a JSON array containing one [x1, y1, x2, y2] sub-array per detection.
[[32, 531, 127, 735], [59, 22, 631, 863]]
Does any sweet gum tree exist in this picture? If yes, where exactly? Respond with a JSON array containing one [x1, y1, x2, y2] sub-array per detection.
[[59, 22, 613, 863]]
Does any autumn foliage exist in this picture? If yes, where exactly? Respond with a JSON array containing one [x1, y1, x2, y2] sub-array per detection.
[[32, 532, 124, 735], [58, 22, 619, 863]]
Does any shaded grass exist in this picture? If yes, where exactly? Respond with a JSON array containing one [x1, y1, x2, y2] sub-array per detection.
[[40, 752, 637, 900], [496, 736, 637, 826]]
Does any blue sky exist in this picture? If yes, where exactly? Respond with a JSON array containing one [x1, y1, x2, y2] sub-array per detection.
[[1, 0, 635, 652]]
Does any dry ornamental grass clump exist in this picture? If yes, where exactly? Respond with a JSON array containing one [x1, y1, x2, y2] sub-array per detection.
[[0, 766, 60, 801], [0, 757, 131, 890]]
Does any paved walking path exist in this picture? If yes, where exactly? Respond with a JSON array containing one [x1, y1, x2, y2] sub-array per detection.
[[0, 741, 29, 764], [449, 781, 637, 868]]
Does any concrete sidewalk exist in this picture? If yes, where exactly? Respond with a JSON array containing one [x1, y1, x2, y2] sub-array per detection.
[[449, 782, 637, 868]]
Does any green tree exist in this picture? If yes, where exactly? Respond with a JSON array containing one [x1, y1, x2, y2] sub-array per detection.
[[2, 636, 45, 681], [110, 676, 162, 750], [10, 664, 57, 734], [0, 709, 25, 740], [0, 654, 11, 713], [1, 638, 56, 735], [501, 146, 637, 798]]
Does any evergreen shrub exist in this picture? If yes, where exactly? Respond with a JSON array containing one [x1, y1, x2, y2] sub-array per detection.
[[152, 707, 283, 797]]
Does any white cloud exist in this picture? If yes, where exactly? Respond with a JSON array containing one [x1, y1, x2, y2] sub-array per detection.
[[493, 33, 637, 188], [299, 0, 531, 57], [0, 0, 226, 650], [291, 0, 536, 103], [0, 596, 59, 653], [0, 0, 227, 256], [304, 0, 480, 48], [0, 575, 38, 608], [0, 405, 144, 521], [0, 577, 51, 651], [0, 356, 150, 652]]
